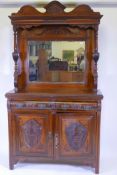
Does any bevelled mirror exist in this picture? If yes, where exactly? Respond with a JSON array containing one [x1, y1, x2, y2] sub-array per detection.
[[28, 41, 86, 83]]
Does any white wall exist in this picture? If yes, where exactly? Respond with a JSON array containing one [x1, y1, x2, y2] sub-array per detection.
[[97, 7, 117, 158], [0, 8, 15, 157], [0, 3, 117, 173]]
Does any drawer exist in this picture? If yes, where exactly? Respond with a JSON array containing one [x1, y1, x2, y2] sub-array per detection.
[[8, 101, 100, 111]]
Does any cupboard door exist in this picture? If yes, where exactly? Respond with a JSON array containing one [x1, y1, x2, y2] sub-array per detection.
[[55, 112, 96, 159], [14, 111, 53, 158]]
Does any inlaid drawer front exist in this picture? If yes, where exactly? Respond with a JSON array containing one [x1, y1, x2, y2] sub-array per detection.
[[9, 101, 100, 111]]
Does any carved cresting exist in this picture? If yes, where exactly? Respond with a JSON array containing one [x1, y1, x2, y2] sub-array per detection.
[[10, 2, 102, 30], [22, 119, 42, 148], [65, 122, 87, 151], [45, 0, 65, 14]]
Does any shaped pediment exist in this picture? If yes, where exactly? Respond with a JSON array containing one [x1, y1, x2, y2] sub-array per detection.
[[45, 1, 65, 14], [12, 5, 42, 16], [70, 4, 101, 17], [10, 1, 102, 18], [9, 1, 102, 29]]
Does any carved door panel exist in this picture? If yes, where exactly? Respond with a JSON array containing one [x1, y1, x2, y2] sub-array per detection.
[[14, 111, 53, 158], [55, 112, 96, 160]]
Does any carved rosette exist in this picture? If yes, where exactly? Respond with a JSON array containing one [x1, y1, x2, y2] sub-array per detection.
[[22, 119, 42, 148], [65, 122, 87, 151]]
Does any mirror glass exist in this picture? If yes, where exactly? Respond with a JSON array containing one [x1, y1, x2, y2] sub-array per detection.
[[28, 41, 86, 82]]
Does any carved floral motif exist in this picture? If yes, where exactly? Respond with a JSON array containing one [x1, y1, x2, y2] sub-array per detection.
[[22, 119, 42, 148], [65, 122, 87, 151], [24, 26, 81, 37]]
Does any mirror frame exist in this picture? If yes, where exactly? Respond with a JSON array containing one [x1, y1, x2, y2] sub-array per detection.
[[10, 1, 102, 92]]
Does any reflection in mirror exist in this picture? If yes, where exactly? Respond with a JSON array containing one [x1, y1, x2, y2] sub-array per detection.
[[28, 41, 86, 82]]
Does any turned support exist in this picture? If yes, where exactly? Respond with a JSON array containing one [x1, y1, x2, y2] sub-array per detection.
[[12, 29, 19, 92]]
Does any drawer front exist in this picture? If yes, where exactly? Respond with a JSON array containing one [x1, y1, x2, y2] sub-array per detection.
[[9, 101, 99, 111]]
